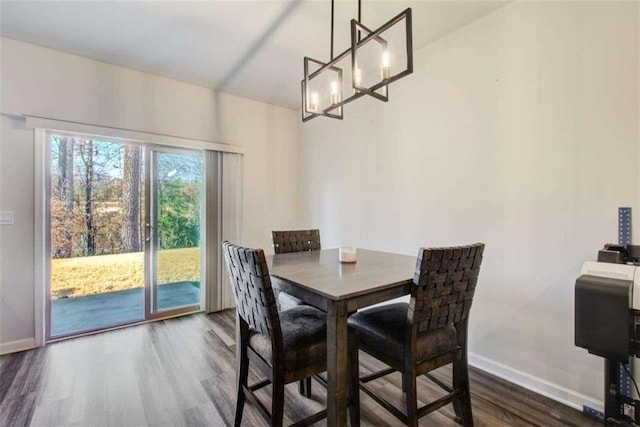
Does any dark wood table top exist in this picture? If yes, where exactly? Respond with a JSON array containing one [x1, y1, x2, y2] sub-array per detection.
[[267, 248, 417, 301]]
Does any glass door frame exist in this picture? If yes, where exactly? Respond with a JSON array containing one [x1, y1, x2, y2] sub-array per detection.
[[144, 145, 205, 320], [44, 133, 150, 340], [43, 132, 206, 341]]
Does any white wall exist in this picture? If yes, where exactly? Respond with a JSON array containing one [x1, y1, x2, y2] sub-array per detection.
[[299, 0, 639, 408], [0, 38, 299, 351]]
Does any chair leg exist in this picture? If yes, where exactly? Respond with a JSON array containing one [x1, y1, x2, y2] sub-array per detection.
[[401, 330, 417, 424], [348, 345, 360, 427], [298, 377, 312, 398], [234, 356, 248, 427], [453, 358, 474, 427], [405, 370, 419, 427], [234, 339, 249, 426], [271, 376, 285, 427], [453, 396, 463, 421]]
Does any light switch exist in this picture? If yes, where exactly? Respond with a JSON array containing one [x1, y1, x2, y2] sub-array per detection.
[[0, 211, 14, 225]]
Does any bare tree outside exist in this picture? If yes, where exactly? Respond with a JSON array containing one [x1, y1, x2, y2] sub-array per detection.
[[52, 136, 75, 258], [121, 145, 142, 252], [79, 139, 96, 256]]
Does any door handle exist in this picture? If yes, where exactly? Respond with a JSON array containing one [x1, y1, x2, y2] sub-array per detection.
[[145, 223, 153, 242]]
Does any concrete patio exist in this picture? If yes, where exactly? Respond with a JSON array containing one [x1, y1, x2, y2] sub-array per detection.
[[51, 281, 200, 337]]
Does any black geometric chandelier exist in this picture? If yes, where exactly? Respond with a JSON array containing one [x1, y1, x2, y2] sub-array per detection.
[[301, 0, 413, 122]]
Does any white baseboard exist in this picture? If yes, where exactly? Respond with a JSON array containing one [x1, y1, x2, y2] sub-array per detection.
[[469, 352, 603, 413], [0, 337, 36, 355]]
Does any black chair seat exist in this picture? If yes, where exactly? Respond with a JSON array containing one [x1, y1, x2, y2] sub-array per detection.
[[349, 303, 458, 368], [249, 305, 327, 371]]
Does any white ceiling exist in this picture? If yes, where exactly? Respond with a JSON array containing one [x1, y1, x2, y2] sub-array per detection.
[[0, 0, 508, 110]]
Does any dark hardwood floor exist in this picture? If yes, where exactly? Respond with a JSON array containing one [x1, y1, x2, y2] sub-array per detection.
[[0, 310, 599, 426]]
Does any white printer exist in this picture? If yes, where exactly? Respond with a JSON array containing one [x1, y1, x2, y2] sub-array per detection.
[[575, 244, 640, 425], [576, 245, 640, 360]]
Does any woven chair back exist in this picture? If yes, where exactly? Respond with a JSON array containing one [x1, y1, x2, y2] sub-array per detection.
[[410, 243, 485, 332], [222, 241, 280, 338], [272, 229, 321, 254]]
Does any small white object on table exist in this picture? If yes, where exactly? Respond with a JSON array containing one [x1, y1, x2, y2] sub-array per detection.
[[339, 247, 357, 263]]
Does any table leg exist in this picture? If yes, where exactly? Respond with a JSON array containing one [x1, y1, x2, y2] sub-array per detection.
[[327, 300, 349, 427]]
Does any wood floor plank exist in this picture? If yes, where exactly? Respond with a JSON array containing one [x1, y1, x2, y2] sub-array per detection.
[[0, 392, 38, 427], [0, 310, 600, 426]]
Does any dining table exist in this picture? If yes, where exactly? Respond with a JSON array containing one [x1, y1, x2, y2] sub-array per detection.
[[266, 248, 417, 427]]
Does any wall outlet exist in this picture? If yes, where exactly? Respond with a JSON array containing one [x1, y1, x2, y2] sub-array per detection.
[[0, 211, 15, 225]]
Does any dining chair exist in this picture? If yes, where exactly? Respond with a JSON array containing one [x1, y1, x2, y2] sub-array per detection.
[[271, 229, 322, 398], [271, 229, 321, 311], [348, 243, 485, 427], [221, 241, 360, 427]]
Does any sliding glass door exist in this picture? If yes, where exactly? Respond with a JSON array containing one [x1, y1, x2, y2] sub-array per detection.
[[48, 135, 203, 339], [147, 149, 203, 315]]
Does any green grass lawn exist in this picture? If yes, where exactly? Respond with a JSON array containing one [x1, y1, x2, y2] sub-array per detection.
[[51, 247, 200, 299]]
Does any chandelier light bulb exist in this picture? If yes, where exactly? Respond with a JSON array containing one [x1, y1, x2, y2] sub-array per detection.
[[330, 81, 340, 104], [354, 66, 362, 91], [381, 50, 391, 80], [311, 92, 320, 111]]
